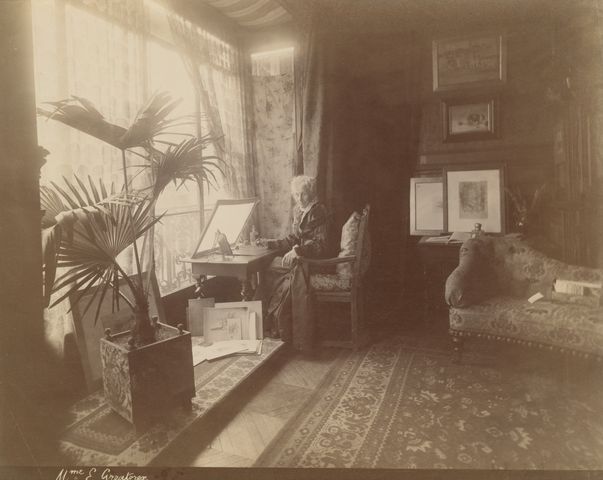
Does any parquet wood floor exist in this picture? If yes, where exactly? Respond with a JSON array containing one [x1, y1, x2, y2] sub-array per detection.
[[152, 346, 342, 467]]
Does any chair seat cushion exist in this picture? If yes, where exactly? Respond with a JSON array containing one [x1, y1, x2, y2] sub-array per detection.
[[450, 296, 603, 357], [310, 273, 351, 291]]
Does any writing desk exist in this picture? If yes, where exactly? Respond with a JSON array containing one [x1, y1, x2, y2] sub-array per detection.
[[416, 237, 462, 322], [184, 247, 279, 300]]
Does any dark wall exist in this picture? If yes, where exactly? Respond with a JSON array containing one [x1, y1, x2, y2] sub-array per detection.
[[415, 19, 557, 211], [418, 23, 556, 154], [1, 1, 44, 363]]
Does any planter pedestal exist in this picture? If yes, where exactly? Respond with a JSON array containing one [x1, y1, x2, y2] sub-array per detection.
[[100, 322, 195, 430]]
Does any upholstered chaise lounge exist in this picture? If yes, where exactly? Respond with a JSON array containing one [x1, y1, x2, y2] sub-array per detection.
[[445, 234, 603, 363]]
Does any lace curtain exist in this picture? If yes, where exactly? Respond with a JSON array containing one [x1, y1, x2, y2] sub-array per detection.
[[168, 17, 251, 200], [33, 0, 249, 310], [251, 48, 295, 238], [32, 0, 149, 359]]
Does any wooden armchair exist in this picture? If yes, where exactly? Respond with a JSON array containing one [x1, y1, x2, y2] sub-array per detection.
[[298, 205, 371, 349]]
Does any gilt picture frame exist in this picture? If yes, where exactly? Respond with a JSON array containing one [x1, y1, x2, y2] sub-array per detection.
[[444, 166, 505, 234], [433, 33, 507, 92], [409, 176, 445, 236], [442, 96, 499, 142]]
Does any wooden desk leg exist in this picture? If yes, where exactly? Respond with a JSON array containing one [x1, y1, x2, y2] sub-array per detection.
[[422, 264, 430, 323]]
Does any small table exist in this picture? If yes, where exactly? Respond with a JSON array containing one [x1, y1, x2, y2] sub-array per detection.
[[184, 248, 279, 300], [416, 237, 462, 322]]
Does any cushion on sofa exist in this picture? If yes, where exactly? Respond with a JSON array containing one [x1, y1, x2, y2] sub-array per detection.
[[445, 238, 498, 308], [450, 296, 603, 358]]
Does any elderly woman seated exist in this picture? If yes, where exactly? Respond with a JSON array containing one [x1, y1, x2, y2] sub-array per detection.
[[263, 175, 330, 351]]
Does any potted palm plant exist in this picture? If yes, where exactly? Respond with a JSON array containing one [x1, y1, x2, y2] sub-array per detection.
[[38, 92, 224, 429]]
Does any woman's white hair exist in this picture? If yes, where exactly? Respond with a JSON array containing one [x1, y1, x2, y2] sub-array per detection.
[[290, 175, 317, 199]]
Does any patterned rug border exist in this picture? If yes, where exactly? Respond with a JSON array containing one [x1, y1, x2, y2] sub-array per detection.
[[254, 338, 458, 467], [253, 336, 603, 469], [57, 339, 285, 466]]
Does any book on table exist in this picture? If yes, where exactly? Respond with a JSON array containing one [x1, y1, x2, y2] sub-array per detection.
[[551, 279, 601, 307]]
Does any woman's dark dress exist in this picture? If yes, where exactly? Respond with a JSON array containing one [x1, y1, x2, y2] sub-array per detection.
[[266, 202, 329, 351]]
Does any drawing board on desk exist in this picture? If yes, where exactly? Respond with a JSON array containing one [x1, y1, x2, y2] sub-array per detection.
[[192, 198, 259, 256]]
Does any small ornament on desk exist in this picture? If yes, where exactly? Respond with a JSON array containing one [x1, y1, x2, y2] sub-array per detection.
[[214, 229, 234, 260], [249, 225, 259, 244], [470, 223, 483, 238]]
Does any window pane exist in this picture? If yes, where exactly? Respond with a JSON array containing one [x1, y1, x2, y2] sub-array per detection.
[[147, 40, 200, 295]]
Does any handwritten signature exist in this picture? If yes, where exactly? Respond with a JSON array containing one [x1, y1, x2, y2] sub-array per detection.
[[56, 468, 148, 480]]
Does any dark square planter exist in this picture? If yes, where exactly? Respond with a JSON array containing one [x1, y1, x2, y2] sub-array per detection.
[[100, 323, 195, 430]]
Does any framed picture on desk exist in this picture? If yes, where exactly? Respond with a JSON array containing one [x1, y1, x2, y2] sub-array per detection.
[[444, 165, 505, 234], [410, 177, 445, 235]]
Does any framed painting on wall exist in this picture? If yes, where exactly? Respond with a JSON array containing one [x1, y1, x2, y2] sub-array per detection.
[[433, 33, 507, 92], [444, 166, 505, 234], [442, 96, 498, 142], [409, 176, 445, 235]]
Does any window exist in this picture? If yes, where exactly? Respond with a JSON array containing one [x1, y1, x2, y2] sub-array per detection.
[[32, 0, 246, 296]]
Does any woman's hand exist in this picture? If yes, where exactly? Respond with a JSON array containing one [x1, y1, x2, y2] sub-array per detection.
[[282, 247, 299, 268]]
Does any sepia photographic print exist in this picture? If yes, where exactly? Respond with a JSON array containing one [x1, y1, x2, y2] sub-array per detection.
[[2, 1, 603, 480]]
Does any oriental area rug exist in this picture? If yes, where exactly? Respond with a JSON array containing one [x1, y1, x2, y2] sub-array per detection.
[[255, 335, 603, 469], [57, 339, 284, 466]]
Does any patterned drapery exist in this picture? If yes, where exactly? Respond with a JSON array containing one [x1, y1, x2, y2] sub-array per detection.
[[251, 48, 295, 238]]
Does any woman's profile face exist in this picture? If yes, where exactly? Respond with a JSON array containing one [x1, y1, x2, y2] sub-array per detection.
[[293, 188, 312, 208]]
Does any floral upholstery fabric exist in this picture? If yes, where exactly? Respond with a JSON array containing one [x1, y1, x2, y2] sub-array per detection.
[[482, 235, 602, 299], [336, 212, 360, 279], [447, 235, 603, 358], [451, 297, 603, 357], [309, 273, 351, 292]]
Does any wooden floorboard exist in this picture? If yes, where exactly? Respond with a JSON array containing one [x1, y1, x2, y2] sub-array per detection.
[[191, 448, 253, 468], [155, 345, 342, 467]]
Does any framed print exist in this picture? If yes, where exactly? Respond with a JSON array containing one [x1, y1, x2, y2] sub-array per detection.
[[443, 96, 498, 142], [444, 166, 505, 234], [433, 33, 506, 92], [410, 177, 445, 235]]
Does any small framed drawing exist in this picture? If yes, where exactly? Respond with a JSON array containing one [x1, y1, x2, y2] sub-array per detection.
[[409, 177, 444, 235], [433, 33, 506, 92], [442, 96, 498, 142], [444, 166, 505, 234]]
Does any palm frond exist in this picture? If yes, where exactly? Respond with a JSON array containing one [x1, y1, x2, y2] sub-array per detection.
[[41, 225, 61, 307], [119, 91, 186, 149], [40, 186, 66, 228], [142, 137, 226, 200], [37, 97, 127, 149], [49, 201, 163, 323]]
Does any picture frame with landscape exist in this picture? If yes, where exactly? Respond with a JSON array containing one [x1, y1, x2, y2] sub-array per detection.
[[442, 96, 498, 142], [409, 176, 445, 235], [432, 32, 506, 92], [444, 166, 505, 234]]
